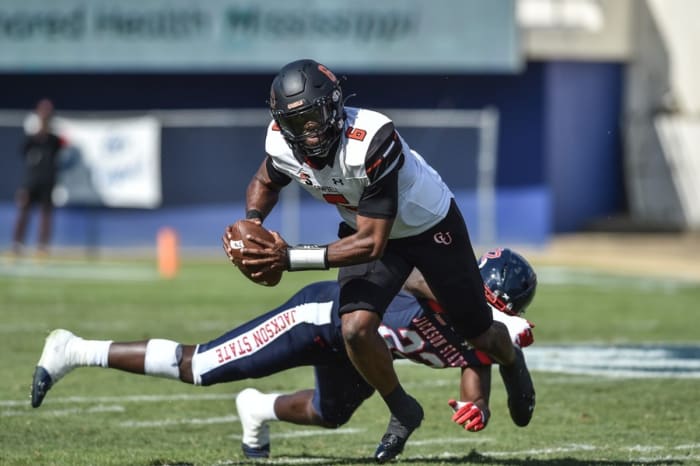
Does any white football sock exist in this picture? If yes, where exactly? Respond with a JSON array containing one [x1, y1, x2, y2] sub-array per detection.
[[253, 391, 280, 422], [68, 337, 112, 368], [144, 339, 181, 379]]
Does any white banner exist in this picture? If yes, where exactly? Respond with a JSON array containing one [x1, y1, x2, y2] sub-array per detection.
[[50, 116, 162, 208]]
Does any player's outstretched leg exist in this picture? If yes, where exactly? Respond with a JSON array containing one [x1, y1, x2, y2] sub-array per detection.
[[499, 346, 536, 426], [374, 396, 424, 463], [236, 388, 277, 459], [31, 329, 79, 408]]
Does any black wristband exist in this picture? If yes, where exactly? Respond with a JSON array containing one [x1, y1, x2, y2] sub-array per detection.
[[245, 209, 264, 221]]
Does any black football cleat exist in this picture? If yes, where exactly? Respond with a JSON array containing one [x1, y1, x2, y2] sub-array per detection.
[[241, 442, 270, 459], [374, 404, 423, 464], [31, 366, 54, 408], [499, 346, 536, 426], [375, 432, 407, 464]]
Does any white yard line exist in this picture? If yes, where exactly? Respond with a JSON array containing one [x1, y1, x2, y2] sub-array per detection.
[[120, 415, 238, 427], [0, 259, 157, 281], [2, 260, 697, 286], [536, 266, 700, 289], [215, 459, 333, 465], [3, 404, 125, 417], [526, 344, 700, 378], [266, 428, 364, 439], [482, 443, 597, 456], [410, 436, 493, 446], [0, 392, 232, 408]]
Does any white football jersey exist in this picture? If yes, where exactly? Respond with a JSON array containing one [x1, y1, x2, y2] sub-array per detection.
[[265, 107, 453, 238]]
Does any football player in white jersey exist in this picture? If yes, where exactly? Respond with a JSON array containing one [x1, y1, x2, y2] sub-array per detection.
[[31, 248, 537, 461], [223, 59, 534, 462]]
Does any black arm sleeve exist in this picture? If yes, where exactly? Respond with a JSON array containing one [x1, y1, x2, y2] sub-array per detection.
[[357, 153, 402, 219], [265, 156, 293, 187], [356, 121, 404, 219], [364, 122, 403, 184]]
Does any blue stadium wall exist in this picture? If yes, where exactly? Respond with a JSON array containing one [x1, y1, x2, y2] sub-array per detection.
[[0, 61, 624, 252]]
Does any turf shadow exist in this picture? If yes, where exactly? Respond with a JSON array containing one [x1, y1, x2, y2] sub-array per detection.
[[220, 449, 687, 466]]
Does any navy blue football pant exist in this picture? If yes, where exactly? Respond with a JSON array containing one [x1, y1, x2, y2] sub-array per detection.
[[191, 282, 374, 425]]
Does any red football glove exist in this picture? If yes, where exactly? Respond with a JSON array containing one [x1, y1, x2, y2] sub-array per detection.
[[516, 326, 535, 347], [448, 399, 489, 432]]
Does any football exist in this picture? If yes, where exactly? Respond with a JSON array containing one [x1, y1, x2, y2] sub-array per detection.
[[227, 220, 283, 287]]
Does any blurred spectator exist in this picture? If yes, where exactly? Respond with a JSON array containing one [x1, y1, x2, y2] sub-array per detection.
[[12, 99, 63, 257]]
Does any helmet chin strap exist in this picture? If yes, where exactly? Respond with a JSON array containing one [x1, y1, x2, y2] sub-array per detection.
[[299, 138, 340, 168], [298, 120, 342, 157]]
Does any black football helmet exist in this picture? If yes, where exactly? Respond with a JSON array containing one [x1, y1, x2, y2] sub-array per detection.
[[269, 59, 344, 159], [478, 248, 537, 316]]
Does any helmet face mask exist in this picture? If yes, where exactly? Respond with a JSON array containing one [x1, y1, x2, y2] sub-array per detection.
[[272, 93, 340, 156], [270, 59, 344, 159], [478, 248, 538, 316]]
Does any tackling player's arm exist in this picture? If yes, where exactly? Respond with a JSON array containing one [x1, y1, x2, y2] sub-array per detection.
[[449, 365, 491, 432], [403, 268, 496, 432], [402, 268, 436, 300], [245, 156, 291, 222], [459, 366, 491, 414]]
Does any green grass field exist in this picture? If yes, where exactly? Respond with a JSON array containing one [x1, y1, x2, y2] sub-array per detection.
[[1, 257, 699, 466]]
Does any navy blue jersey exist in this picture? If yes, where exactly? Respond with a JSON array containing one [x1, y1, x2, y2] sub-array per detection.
[[190, 281, 498, 424], [380, 295, 484, 369], [192, 281, 487, 388]]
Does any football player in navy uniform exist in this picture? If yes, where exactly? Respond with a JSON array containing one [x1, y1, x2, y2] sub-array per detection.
[[223, 59, 535, 461], [31, 249, 537, 461]]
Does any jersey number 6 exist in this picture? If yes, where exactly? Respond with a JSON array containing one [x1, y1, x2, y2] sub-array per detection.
[[345, 127, 367, 141]]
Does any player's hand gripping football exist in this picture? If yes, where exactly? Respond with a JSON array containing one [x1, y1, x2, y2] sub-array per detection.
[[448, 399, 490, 432], [222, 221, 289, 278]]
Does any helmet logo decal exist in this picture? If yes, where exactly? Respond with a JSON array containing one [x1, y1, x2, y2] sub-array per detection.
[[479, 248, 504, 267], [287, 99, 305, 110], [484, 248, 504, 258], [318, 64, 337, 82], [433, 231, 452, 245]]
